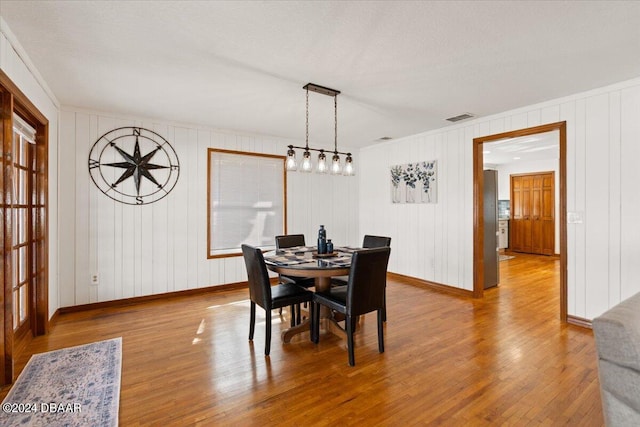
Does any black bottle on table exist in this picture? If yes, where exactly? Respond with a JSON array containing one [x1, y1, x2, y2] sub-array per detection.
[[318, 225, 327, 254]]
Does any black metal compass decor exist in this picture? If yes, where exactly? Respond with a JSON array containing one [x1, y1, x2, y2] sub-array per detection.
[[88, 126, 180, 205]]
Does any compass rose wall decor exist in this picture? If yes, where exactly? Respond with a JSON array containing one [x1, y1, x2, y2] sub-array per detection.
[[88, 126, 180, 205]]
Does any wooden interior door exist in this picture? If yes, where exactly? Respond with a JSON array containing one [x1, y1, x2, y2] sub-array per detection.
[[510, 175, 522, 251], [511, 175, 532, 252], [510, 172, 554, 255], [531, 175, 543, 254], [540, 173, 555, 255]]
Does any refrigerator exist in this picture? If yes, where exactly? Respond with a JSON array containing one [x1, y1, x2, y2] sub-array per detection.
[[483, 169, 499, 288]]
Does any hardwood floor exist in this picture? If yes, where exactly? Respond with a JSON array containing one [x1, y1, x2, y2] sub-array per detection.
[[1, 253, 602, 426]]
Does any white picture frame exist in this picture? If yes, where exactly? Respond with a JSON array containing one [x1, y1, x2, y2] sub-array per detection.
[[390, 160, 437, 204]]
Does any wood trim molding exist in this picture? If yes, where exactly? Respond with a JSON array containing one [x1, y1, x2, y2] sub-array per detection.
[[0, 84, 14, 385], [57, 276, 283, 316], [559, 122, 568, 322], [567, 315, 592, 329], [473, 121, 568, 322], [473, 132, 484, 298], [387, 272, 474, 298], [57, 282, 251, 315], [34, 121, 49, 336], [509, 170, 555, 178], [0, 70, 48, 125]]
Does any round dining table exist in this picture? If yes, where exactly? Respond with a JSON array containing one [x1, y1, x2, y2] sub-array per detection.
[[263, 247, 353, 342]]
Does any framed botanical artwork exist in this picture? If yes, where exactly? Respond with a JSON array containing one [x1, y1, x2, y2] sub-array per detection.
[[390, 161, 437, 204]]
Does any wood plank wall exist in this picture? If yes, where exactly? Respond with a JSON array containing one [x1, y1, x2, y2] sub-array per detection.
[[360, 77, 640, 320], [57, 109, 359, 307]]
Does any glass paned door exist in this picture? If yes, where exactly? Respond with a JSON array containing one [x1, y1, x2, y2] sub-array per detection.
[[11, 127, 35, 336]]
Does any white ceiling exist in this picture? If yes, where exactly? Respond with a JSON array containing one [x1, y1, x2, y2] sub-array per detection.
[[483, 131, 559, 166], [1, 1, 639, 150]]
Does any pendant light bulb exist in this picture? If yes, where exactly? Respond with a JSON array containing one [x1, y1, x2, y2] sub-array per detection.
[[343, 153, 354, 176], [317, 150, 328, 173], [286, 146, 297, 171], [331, 152, 342, 175], [301, 150, 313, 172]]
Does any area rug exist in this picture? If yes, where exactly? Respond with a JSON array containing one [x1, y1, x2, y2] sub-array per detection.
[[0, 337, 122, 427], [499, 254, 515, 261]]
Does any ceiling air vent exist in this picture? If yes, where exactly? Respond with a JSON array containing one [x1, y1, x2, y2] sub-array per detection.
[[446, 113, 475, 123]]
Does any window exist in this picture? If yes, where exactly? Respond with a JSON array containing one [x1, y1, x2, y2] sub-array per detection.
[[207, 149, 286, 258]]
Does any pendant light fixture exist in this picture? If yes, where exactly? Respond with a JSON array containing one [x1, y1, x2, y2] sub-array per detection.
[[286, 83, 354, 176]]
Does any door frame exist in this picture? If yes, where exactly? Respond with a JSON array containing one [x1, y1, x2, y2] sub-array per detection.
[[473, 121, 567, 322], [0, 70, 49, 384]]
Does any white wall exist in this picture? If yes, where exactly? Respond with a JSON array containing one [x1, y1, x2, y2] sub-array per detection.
[[360, 76, 640, 320], [0, 18, 60, 318], [58, 109, 359, 306], [494, 158, 560, 254], [361, 130, 471, 291]]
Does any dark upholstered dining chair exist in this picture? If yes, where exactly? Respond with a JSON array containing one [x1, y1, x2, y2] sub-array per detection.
[[274, 235, 315, 289], [241, 244, 314, 356], [312, 247, 391, 366], [275, 234, 315, 322], [275, 234, 306, 251], [362, 235, 392, 249], [332, 235, 391, 320]]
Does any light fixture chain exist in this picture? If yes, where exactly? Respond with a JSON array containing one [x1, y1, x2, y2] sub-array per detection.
[[334, 95, 338, 153], [305, 87, 309, 149]]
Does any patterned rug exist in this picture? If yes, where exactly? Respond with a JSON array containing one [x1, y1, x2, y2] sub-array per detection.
[[0, 337, 122, 427]]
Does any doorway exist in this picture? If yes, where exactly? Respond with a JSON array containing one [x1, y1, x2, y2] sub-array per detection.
[[473, 122, 567, 322], [0, 72, 49, 385]]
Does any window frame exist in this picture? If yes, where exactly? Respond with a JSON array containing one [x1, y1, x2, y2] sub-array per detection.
[[206, 148, 287, 259]]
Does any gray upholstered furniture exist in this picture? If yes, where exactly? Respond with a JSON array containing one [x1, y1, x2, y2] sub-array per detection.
[[592, 292, 640, 426]]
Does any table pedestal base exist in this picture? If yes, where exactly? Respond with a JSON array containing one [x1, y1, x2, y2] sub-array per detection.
[[273, 270, 351, 343], [281, 318, 311, 343], [281, 276, 350, 342], [281, 311, 348, 343]]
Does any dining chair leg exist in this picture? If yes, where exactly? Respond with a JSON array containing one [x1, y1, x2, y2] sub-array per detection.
[[310, 304, 315, 343], [265, 309, 272, 356], [290, 304, 296, 327], [346, 314, 356, 366], [309, 301, 315, 342], [377, 310, 385, 353], [311, 302, 320, 344], [383, 289, 387, 322], [296, 303, 302, 325], [249, 302, 256, 340]]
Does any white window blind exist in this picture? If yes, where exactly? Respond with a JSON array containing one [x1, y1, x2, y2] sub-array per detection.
[[208, 149, 286, 257]]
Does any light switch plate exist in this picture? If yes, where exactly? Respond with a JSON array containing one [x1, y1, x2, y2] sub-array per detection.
[[567, 211, 584, 224]]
